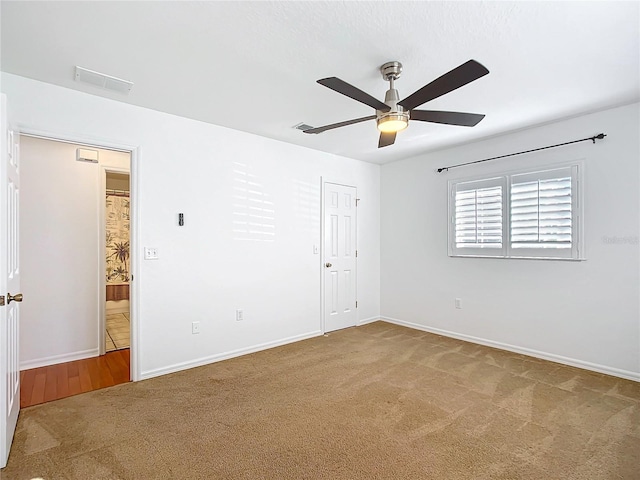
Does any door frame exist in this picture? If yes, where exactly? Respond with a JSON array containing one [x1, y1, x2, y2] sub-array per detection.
[[320, 179, 358, 334], [18, 128, 141, 382]]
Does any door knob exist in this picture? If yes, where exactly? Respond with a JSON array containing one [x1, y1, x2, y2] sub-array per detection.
[[325, 263, 332, 268], [7, 293, 23, 304]]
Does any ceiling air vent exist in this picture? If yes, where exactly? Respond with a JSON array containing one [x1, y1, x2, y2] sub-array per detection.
[[75, 66, 133, 95], [293, 122, 315, 132]]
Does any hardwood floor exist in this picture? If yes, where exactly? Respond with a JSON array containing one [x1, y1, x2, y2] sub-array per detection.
[[20, 349, 130, 408]]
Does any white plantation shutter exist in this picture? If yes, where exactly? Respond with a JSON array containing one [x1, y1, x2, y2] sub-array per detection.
[[449, 164, 581, 260], [509, 166, 578, 258], [451, 177, 506, 257], [455, 187, 503, 248]]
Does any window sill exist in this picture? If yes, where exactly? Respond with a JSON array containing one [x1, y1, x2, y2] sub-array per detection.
[[449, 253, 586, 261]]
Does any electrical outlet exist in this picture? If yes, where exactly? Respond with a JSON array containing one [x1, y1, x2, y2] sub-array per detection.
[[192, 321, 200, 334], [455, 298, 462, 309], [144, 247, 159, 260], [236, 309, 243, 321]]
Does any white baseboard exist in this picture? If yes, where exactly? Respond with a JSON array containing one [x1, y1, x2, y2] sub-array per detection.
[[357, 316, 381, 326], [140, 330, 323, 380], [381, 316, 640, 382], [20, 348, 99, 371]]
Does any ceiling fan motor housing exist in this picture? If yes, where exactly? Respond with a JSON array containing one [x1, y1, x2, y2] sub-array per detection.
[[377, 65, 409, 132], [376, 83, 409, 131], [380, 61, 403, 81]]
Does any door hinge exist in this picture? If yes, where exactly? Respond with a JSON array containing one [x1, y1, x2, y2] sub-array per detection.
[[356, 301, 358, 308], [355, 198, 360, 206], [356, 250, 358, 258], [0, 295, 4, 306]]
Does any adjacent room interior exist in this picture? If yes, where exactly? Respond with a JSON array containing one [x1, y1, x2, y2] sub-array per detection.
[[105, 172, 131, 353], [0, 1, 638, 478], [16, 136, 132, 408]]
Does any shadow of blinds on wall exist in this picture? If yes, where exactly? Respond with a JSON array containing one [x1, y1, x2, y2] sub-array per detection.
[[232, 162, 276, 242]]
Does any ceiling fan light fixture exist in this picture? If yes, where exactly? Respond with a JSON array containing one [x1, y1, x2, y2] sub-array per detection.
[[308, 59, 488, 148], [377, 113, 409, 133]]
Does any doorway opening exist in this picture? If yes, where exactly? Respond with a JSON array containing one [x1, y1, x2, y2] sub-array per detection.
[[105, 172, 131, 353], [17, 134, 135, 407]]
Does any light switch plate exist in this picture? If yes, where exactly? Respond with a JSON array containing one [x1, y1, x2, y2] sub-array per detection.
[[144, 247, 159, 260]]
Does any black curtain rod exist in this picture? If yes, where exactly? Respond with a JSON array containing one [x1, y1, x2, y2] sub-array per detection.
[[437, 133, 607, 173]]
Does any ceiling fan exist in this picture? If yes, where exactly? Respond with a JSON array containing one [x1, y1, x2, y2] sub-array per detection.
[[303, 60, 489, 148]]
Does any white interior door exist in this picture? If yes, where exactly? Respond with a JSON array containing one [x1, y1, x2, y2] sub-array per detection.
[[1, 94, 21, 469], [324, 182, 357, 332]]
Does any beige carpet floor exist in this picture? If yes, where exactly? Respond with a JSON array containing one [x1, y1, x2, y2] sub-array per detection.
[[2, 321, 639, 479]]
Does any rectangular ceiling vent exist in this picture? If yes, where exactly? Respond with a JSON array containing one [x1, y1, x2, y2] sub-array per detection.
[[75, 66, 133, 95], [293, 122, 314, 131]]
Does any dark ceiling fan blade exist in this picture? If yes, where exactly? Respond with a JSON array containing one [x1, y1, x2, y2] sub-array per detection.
[[378, 131, 396, 148], [318, 77, 390, 112], [410, 110, 485, 127], [398, 60, 489, 111], [302, 115, 376, 134]]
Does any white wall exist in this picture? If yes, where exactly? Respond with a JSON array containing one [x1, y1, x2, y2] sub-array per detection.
[[20, 137, 130, 368], [381, 102, 640, 380], [2, 73, 380, 379]]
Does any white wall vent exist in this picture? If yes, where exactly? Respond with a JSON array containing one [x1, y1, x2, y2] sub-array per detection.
[[75, 66, 133, 94], [76, 148, 99, 163]]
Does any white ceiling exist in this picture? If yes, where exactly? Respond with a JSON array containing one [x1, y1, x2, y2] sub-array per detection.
[[1, 1, 638, 164]]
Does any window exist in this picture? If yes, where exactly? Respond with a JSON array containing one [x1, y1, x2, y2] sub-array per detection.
[[453, 177, 506, 256], [449, 165, 582, 260]]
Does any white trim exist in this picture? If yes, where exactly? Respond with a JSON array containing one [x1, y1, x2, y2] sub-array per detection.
[[380, 316, 640, 382], [450, 254, 587, 262], [357, 317, 381, 326], [20, 348, 99, 371], [319, 176, 325, 334], [129, 147, 140, 381], [99, 167, 106, 356], [140, 330, 323, 380], [19, 130, 132, 153], [17, 127, 141, 382]]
